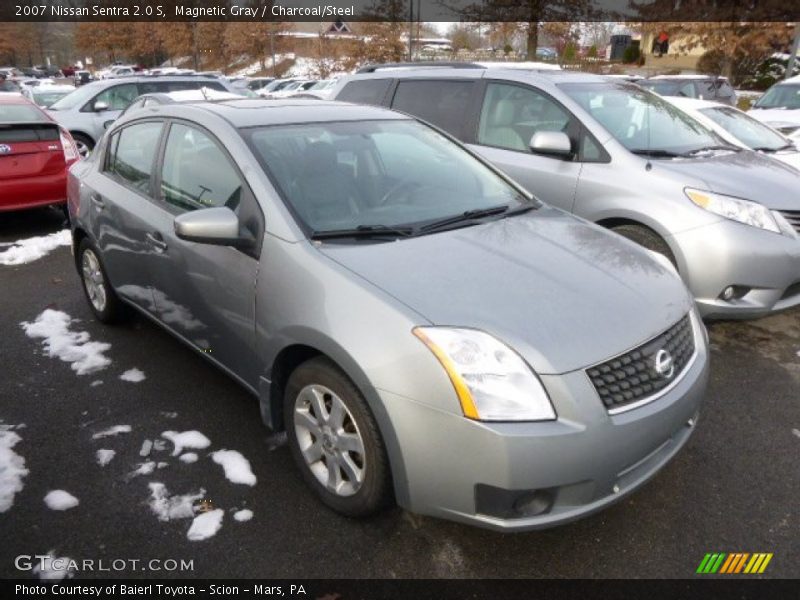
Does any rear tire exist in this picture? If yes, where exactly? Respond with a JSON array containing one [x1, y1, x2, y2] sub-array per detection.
[[611, 224, 677, 268], [284, 357, 393, 517], [77, 238, 127, 324], [71, 133, 94, 159]]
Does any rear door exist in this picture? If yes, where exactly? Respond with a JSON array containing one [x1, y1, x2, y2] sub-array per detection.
[[86, 119, 165, 313]]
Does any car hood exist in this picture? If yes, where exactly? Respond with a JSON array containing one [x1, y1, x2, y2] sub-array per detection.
[[654, 150, 800, 210], [319, 208, 692, 375]]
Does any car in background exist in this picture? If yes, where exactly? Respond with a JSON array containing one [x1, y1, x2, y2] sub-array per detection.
[[34, 65, 64, 78], [74, 71, 94, 86], [293, 79, 337, 99], [536, 47, 558, 60], [748, 75, 800, 137], [247, 77, 275, 92], [120, 88, 243, 117], [638, 75, 737, 106], [46, 75, 239, 157], [68, 97, 707, 531], [0, 67, 24, 81], [267, 80, 318, 99], [21, 84, 75, 109], [255, 78, 302, 97], [19, 78, 56, 89], [667, 97, 800, 170], [0, 94, 79, 212], [332, 66, 800, 319]]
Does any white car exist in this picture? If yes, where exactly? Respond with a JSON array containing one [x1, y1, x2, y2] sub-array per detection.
[[667, 96, 800, 170], [21, 83, 75, 108], [748, 75, 800, 137], [19, 78, 56, 89]]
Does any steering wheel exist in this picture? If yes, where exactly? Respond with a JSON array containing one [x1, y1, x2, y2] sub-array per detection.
[[378, 180, 418, 207]]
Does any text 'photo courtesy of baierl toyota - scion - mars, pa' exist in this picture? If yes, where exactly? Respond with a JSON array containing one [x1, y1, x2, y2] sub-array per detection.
[[0, 1, 799, 599]]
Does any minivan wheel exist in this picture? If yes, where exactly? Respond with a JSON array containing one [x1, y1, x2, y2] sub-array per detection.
[[284, 357, 392, 517], [71, 133, 94, 158], [78, 239, 127, 323], [611, 224, 678, 268]]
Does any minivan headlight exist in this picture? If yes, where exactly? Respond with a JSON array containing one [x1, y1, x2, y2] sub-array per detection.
[[684, 188, 780, 233], [413, 327, 555, 421]]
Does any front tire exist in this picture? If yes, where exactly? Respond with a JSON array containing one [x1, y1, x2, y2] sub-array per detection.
[[284, 357, 392, 517], [611, 224, 677, 268], [71, 133, 94, 159], [77, 238, 127, 324]]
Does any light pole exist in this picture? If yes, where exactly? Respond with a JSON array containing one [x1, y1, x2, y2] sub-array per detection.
[[787, 23, 800, 80]]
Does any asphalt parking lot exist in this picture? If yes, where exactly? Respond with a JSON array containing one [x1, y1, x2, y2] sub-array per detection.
[[1, 208, 798, 580]]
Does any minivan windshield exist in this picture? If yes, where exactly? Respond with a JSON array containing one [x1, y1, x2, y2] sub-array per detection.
[[700, 106, 791, 151], [753, 83, 800, 109], [244, 119, 532, 236], [560, 82, 725, 156]]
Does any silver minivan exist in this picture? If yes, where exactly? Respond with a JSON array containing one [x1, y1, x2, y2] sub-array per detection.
[[68, 99, 707, 531], [332, 68, 800, 319]]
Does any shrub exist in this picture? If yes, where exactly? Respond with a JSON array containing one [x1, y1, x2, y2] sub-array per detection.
[[622, 45, 640, 64]]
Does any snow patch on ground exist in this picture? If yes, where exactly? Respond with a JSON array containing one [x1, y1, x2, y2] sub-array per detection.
[[211, 450, 256, 486], [92, 425, 131, 439], [33, 551, 75, 581], [792, 428, 800, 439], [147, 482, 205, 522], [162, 430, 211, 456], [120, 368, 146, 383], [90, 380, 103, 387], [0, 230, 71, 266], [187, 509, 224, 541], [44, 490, 79, 511], [233, 509, 253, 522], [0, 427, 29, 513], [139, 439, 153, 457], [21, 310, 112, 375], [96, 449, 115, 466], [179, 452, 198, 464], [129, 461, 168, 478]]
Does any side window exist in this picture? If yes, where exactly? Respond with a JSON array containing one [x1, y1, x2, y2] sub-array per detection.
[[337, 79, 391, 105], [716, 81, 734, 99], [677, 82, 697, 98], [391, 80, 473, 137], [105, 121, 163, 193], [86, 83, 139, 111], [697, 80, 715, 100], [478, 82, 572, 153], [160, 123, 243, 213]]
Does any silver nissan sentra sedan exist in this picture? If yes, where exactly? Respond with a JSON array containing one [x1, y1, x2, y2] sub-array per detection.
[[68, 99, 708, 531]]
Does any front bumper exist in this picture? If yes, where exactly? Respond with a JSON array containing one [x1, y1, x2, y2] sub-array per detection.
[[669, 219, 800, 319], [379, 313, 708, 531]]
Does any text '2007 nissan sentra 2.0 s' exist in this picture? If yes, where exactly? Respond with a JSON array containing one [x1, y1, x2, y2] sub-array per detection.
[[67, 98, 708, 531]]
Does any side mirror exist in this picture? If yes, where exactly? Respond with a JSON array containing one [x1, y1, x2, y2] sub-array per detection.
[[529, 131, 572, 157], [93, 101, 109, 112], [174, 206, 253, 248]]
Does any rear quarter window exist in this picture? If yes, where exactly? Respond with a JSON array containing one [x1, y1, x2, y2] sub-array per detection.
[[391, 80, 474, 137], [336, 79, 392, 105]]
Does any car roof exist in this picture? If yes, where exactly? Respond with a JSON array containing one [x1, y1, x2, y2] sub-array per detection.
[[649, 74, 729, 81], [0, 93, 32, 105], [154, 99, 408, 128], [345, 66, 608, 86], [665, 96, 725, 110]]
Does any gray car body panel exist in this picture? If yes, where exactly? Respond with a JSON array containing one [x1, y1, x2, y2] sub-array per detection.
[[69, 99, 707, 530], [331, 68, 800, 318]]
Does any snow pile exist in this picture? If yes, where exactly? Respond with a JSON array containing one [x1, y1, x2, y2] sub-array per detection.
[[0, 230, 71, 266], [44, 490, 79, 511], [0, 427, 29, 513], [92, 425, 131, 439], [147, 482, 204, 521], [96, 449, 115, 466], [129, 461, 168, 478], [233, 509, 253, 522], [120, 368, 146, 383], [179, 453, 198, 464], [187, 509, 224, 541], [211, 450, 257, 486], [162, 430, 211, 456], [33, 551, 75, 581], [21, 310, 112, 375]]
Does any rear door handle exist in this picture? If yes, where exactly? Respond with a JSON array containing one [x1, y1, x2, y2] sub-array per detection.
[[90, 194, 105, 210], [145, 232, 168, 253]]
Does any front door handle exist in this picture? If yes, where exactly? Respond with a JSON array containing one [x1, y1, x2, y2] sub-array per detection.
[[145, 232, 168, 253], [90, 194, 105, 210]]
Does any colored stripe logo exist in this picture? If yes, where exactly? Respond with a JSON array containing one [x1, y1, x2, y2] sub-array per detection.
[[696, 553, 773, 574]]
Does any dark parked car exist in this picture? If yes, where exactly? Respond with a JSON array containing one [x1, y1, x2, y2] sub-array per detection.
[[638, 75, 737, 106]]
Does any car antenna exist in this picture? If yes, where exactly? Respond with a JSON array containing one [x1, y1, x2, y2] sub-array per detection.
[[645, 89, 653, 171]]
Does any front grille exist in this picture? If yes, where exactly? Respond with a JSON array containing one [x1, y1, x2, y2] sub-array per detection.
[[587, 315, 695, 412], [778, 210, 800, 234]]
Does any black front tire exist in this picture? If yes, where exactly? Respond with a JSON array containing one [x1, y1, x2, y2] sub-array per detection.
[[611, 224, 678, 268], [284, 357, 393, 517]]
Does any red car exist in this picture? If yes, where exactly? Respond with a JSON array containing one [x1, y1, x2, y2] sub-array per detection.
[[0, 93, 80, 212]]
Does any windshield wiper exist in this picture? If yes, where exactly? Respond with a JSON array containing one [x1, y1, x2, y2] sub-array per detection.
[[679, 145, 740, 157], [754, 143, 795, 153], [310, 224, 414, 241], [418, 204, 536, 234], [629, 149, 682, 158]]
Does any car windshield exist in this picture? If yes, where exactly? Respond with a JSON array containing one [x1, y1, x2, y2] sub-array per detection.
[[638, 80, 689, 96], [244, 119, 532, 235], [32, 90, 72, 108], [0, 103, 47, 122], [754, 83, 800, 109], [560, 82, 722, 155], [48, 83, 99, 110], [700, 106, 789, 151]]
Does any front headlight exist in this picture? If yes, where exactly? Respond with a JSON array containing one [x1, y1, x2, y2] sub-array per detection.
[[684, 188, 780, 233], [413, 327, 555, 421]]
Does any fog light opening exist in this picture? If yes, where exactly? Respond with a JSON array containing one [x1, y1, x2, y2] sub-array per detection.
[[512, 491, 554, 517], [720, 285, 749, 301]]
